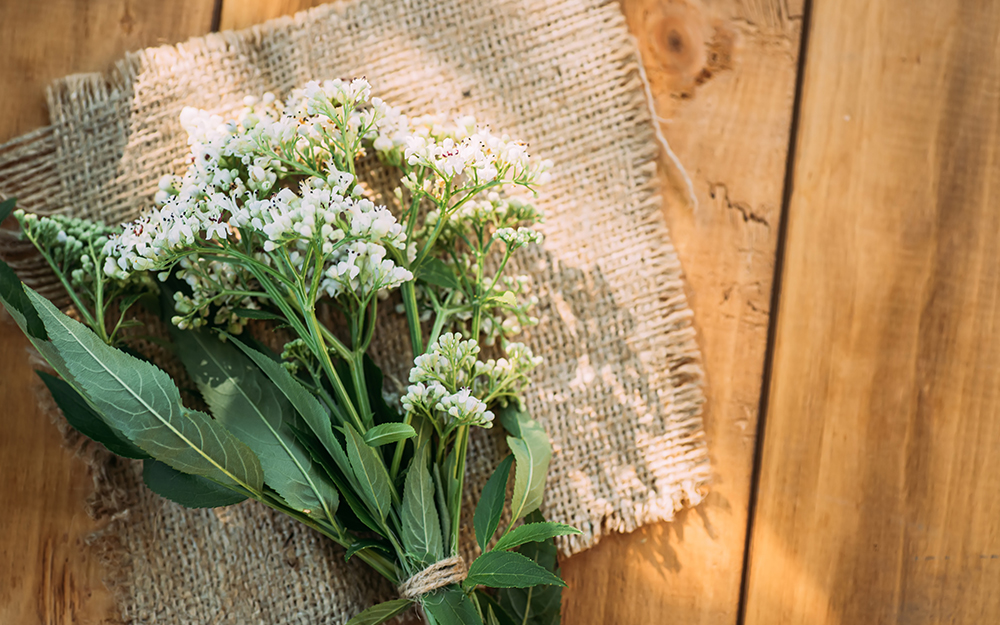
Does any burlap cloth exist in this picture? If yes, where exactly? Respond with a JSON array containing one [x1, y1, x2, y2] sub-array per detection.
[[0, 0, 709, 622]]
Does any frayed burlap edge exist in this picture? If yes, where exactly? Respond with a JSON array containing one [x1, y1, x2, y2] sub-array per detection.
[[2, 0, 709, 620]]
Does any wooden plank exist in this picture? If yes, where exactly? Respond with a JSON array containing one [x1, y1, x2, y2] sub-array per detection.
[[218, 0, 328, 30], [559, 1, 802, 624], [0, 2, 802, 624], [221, 0, 803, 623], [745, 1, 1000, 623], [0, 3, 216, 624]]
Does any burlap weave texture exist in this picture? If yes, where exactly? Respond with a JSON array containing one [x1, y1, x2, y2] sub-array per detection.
[[0, 0, 709, 622]]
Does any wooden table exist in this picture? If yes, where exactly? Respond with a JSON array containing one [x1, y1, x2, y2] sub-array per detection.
[[2, 0, 998, 623]]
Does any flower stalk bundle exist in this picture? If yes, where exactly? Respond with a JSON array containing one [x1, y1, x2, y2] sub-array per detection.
[[0, 78, 577, 625]]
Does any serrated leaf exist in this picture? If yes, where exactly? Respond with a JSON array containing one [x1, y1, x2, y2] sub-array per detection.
[[0, 259, 47, 339], [175, 329, 338, 523], [345, 598, 413, 625], [344, 423, 393, 522], [422, 586, 481, 625], [492, 522, 580, 553], [498, 511, 563, 625], [402, 444, 443, 565], [37, 370, 149, 459], [232, 307, 284, 321], [345, 538, 392, 561], [475, 454, 514, 552], [142, 459, 247, 508], [26, 289, 263, 491], [289, 424, 382, 534], [228, 336, 348, 456], [0, 197, 16, 224], [498, 405, 551, 521], [364, 422, 416, 447], [465, 551, 566, 589], [416, 257, 460, 290]]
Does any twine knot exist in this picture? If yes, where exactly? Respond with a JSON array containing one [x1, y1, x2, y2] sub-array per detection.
[[397, 556, 468, 600]]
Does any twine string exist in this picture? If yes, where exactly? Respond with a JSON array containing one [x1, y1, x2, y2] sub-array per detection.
[[396, 556, 468, 600]]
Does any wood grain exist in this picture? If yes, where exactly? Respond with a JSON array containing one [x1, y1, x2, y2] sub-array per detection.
[[0, 2, 216, 624], [0, 1, 803, 624], [744, 1, 1000, 623], [0, 0, 216, 138], [559, 1, 801, 623], [218, 0, 329, 30]]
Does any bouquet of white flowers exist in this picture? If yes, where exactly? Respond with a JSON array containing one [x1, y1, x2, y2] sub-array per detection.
[[0, 77, 576, 625]]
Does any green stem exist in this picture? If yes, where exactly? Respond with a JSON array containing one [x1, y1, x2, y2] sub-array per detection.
[[449, 425, 471, 553], [400, 281, 423, 357], [299, 305, 364, 431], [389, 410, 413, 479], [349, 350, 372, 428]]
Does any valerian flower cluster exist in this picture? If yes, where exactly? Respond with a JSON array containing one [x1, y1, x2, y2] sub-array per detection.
[[2, 77, 575, 625]]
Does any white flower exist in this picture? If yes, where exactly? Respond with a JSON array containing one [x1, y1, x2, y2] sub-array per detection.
[[436, 388, 494, 427]]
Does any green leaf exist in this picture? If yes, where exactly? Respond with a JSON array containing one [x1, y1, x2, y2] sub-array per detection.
[[175, 329, 338, 522], [37, 370, 149, 459], [345, 599, 413, 625], [465, 551, 566, 589], [496, 291, 517, 307], [475, 454, 514, 552], [232, 307, 284, 321], [289, 424, 383, 534], [485, 607, 501, 625], [364, 422, 416, 447], [344, 423, 393, 522], [0, 259, 47, 340], [344, 538, 392, 561], [364, 355, 403, 426], [475, 591, 518, 625], [492, 522, 580, 553], [0, 197, 16, 225], [416, 257, 461, 290], [422, 586, 482, 625], [228, 337, 352, 476], [26, 289, 263, 491], [142, 459, 247, 508], [498, 511, 563, 625], [498, 405, 551, 521], [402, 444, 443, 565]]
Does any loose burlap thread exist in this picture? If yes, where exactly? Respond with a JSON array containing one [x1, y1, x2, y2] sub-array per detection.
[[0, 0, 710, 622]]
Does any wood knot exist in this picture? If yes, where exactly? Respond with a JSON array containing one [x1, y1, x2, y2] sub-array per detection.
[[634, 1, 737, 98]]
